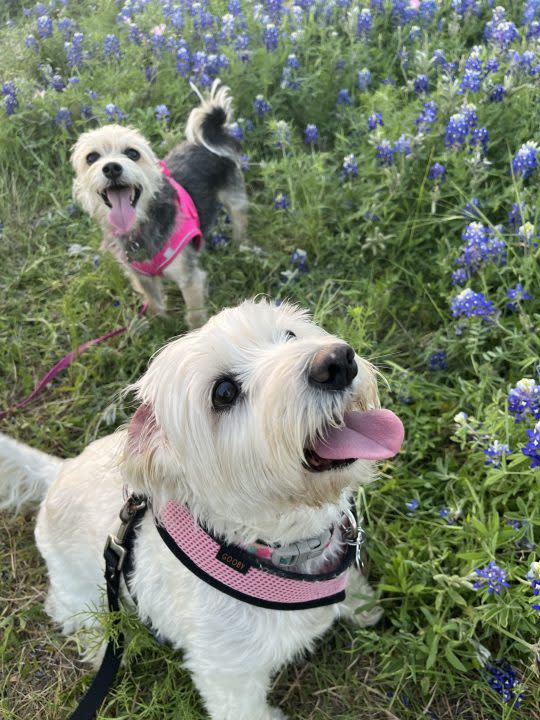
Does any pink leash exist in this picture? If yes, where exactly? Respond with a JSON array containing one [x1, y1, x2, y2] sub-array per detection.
[[0, 303, 148, 420]]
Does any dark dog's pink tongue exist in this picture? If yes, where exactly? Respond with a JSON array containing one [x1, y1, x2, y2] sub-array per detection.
[[107, 188, 136, 234], [313, 409, 404, 461]]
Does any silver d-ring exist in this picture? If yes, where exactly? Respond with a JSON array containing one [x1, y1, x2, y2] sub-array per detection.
[[341, 507, 358, 544]]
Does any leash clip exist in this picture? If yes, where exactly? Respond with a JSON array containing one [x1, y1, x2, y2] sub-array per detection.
[[340, 507, 367, 575], [104, 493, 147, 574]]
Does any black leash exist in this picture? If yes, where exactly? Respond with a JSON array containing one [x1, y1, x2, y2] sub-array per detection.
[[68, 494, 147, 720]]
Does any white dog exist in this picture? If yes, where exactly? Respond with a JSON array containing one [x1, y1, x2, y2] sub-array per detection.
[[71, 80, 247, 329], [0, 300, 404, 720]]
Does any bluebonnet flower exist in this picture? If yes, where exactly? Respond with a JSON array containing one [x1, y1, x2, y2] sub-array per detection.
[[451, 289, 495, 320], [394, 134, 412, 156], [291, 248, 308, 271], [462, 197, 481, 219], [415, 100, 437, 134], [522, 422, 540, 470], [357, 68, 372, 91], [427, 351, 448, 371], [484, 660, 524, 706], [87, 90, 98, 101], [456, 223, 506, 273], [342, 153, 358, 178], [229, 122, 243, 141], [488, 84, 506, 102], [286, 54, 300, 69], [240, 154, 250, 172], [66, 32, 84, 68], [485, 57, 499, 73], [80, 105, 93, 120], [337, 88, 352, 105], [451, 268, 468, 286], [473, 561, 509, 594], [253, 95, 271, 116], [263, 23, 279, 51], [432, 48, 446, 67], [155, 104, 170, 122], [469, 127, 489, 155], [69, 77, 80, 85], [517, 222, 539, 246], [459, 69, 482, 93], [57, 17, 74, 40], [506, 283, 533, 311], [428, 162, 446, 181], [204, 33, 218, 53], [367, 112, 383, 131], [2, 81, 17, 116], [357, 8, 372, 37], [228, 0, 242, 14], [55, 107, 72, 129], [103, 34, 121, 59], [25, 34, 39, 50], [464, 46, 483, 72], [508, 202, 526, 229], [51, 74, 65, 92], [484, 441, 511, 467], [508, 379, 540, 423], [280, 66, 300, 91], [274, 193, 289, 210], [527, 561, 540, 606], [36, 15, 53, 39], [445, 105, 477, 147], [169, 6, 184, 30], [487, 17, 519, 49], [176, 46, 190, 77], [512, 142, 538, 179], [376, 140, 395, 166], [414, 74, 429, 94], [304, 124, 319, 145], [104, 103, 125, 122], [209, 232, 229, 249], [405, 499, 419, 512]]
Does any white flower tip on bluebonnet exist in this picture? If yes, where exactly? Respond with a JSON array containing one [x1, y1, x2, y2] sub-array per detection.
[[527, 561, 540, 580], [516, 378, 536, 392], [454, 411, 468, 425]]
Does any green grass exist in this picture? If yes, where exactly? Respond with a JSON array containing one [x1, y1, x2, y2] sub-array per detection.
[[1, 0, 540, 718]]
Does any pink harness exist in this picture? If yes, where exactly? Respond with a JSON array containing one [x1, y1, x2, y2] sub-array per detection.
[[128, 162, 202, 277], [155, 500, 358, 610]]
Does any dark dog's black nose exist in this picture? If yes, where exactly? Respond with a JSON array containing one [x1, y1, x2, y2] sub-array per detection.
[[308, 344, 358, 391], [102, 162, 123, 180]]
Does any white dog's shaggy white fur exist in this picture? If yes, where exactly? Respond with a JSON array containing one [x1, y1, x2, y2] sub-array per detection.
[[71, 81, 247, 329], [0, 300, 392, 720]]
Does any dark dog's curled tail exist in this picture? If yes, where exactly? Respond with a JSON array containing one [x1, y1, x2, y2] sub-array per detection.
[[186, 79, 241, 165]]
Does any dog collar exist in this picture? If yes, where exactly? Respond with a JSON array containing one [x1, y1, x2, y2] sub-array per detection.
[[128, 161, 202, 277], [154, 500, 360, 611]]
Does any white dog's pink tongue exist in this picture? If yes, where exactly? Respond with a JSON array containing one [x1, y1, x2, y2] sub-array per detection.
[[107, 188, 136, 234], [313, 409, 404, 461]]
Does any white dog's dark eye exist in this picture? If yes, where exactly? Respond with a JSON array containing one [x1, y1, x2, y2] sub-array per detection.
[[124, 148, 140, 161], [86, 152, 100, 165], [285, 330, 296, 340], [212, 378, 240, 409]]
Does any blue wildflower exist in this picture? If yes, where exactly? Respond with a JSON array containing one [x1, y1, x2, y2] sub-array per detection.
[[512, 142, 538, 179], [367, 112, 383, 131], [456, 223, 506, 273], [273, 121, 290, 150], [522, 422, 540, 469], [469, 126, 489, 155], [155, 104, 170, 122], [445, 105, 477, 147], [394, 134, 412, 156], [527, 561, 540, 597], [80, 104, 93, 120], [25, 34, 39, 50], [508, 379, 540, 423], [304, 124, 319, 145], [104, 103, 125, 122], [103, 34, 121, 60], [484, 441, 511, 467], [376, 140, 395, 166], [36, 15, 53, 39], [337, 88, 352, 105], [462, 198, 481, 219], [291, 248, 308, 271], [357, 8, 372, 37], [4, 94, 18, 116], [286, 54, 300, 69], [405, 499, 419, 511], [357, 68, 372, 91], [274, 193, 289, 210], [451, 268, 468, 286], [473, 561, 509, 594], [459, 68, 482, 93], [485, 58, 499, 73], [253, 95, 271, 116], [342, 153, 359, 178], [57, 17, 74, 39], [51, 74, 65, 92], [263, 23, 279, 51], [506, 283, 533, 311], [451, 289, 495, 320], [414, 74, 429, 94], [65, 32, 84, 68], [229, 122, 243, 141], [415, 100, 437, 134], [428, 162, 446, 180], [484, 660, 524, 706], [427, 351, 448, 371], [176, 46, 190, 77], [240, 154, 250, 172], [55, 107, 72, 129]]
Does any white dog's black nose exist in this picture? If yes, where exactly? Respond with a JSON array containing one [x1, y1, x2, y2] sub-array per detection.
[[308, 344, 358, 391], [102, 162, 123, 180]]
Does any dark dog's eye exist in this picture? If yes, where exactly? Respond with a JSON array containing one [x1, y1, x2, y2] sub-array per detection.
[[285, 330, 297, 340], [212, 378, 240, 410], [124, 148, 140, 161], [86, 152, 100, 165]]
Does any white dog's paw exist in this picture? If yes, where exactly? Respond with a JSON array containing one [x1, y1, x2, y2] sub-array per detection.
[[353, 604, 384, 628]]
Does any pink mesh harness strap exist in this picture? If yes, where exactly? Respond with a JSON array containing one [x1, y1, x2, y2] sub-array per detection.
[[128, 161, 202, 277], [156, 501, 355, 611]]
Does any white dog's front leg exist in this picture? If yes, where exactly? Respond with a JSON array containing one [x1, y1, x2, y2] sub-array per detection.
[[189, 666, 287, 720]]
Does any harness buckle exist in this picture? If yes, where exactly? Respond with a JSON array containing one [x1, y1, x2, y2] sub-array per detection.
[[340, 507, 367, 575]]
